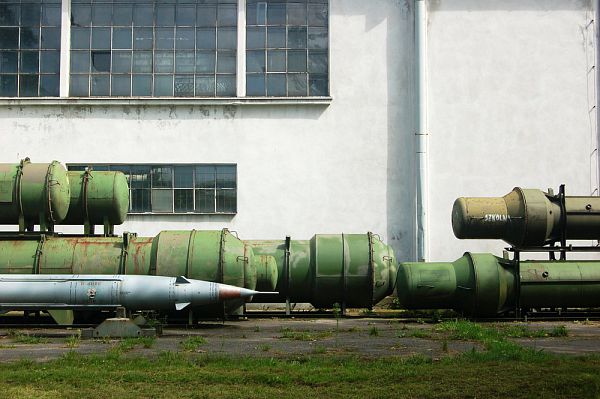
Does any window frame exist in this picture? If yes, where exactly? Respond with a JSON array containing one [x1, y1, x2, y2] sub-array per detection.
[[67, 163, 238, 215], [0, 0, 331, 101]]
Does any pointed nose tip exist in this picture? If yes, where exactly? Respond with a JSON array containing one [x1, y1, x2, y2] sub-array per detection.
[[218, 285, 260, 300]]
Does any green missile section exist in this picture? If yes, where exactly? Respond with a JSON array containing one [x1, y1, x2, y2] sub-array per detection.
[[248, 232, 397, 308], [452, 187, 600, 246], [0, 159, 70, 231], [63, 170, 129, 233], [520, 261, 600, 309], [397, 253, 515, 317], [397, 254, 600, 317]]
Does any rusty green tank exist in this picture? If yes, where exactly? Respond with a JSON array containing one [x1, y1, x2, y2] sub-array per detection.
[[0, 159, 70, 231], [62, 170, 129, 234]]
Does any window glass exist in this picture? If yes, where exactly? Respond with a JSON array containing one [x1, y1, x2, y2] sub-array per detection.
[[71, 0, 237, 97], [174, 75, 194, 96], [195, 189, 214, 213], [174, 166, 194, 188], [152, 189, 173, 212], [175, 190, 194, 212], [247, 0, 328, 97], [131, 189, 151, 212], [132, 74, 152, 96], [0, 4, 60, 97], [217, 189, 236, 213], [152, 166, 173, 188], [91, 74, 109, 96]]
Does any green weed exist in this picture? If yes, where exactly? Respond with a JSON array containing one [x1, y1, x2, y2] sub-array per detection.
[[179, 336, 207, 352]]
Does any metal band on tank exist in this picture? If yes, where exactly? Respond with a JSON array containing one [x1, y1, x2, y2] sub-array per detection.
[[83, 169, 91, 226], [367, 232, 375, 306], [45, 162, 56, 225], [218, 229, 225, 283], [15, 160, 24, 231], [33, 235, 46, 274], [185, 230, 196, 278]]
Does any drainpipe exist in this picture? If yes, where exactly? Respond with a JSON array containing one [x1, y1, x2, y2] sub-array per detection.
[[596, 0, 600, 196], [415, 0, 429, 261]]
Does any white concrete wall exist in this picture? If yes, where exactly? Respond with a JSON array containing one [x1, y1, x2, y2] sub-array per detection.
[[0, 1, 416, 259], [427, 0, 597, 260], [0, 0, 596, 263]]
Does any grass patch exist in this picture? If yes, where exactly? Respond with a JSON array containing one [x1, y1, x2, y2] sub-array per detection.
[[550, 325, 569, 337], [8, 331, 49, 345], [259, 344, 271, 352], [279, 328, 333, 341], [65, 335, 80, 349], [114, 337, 156, 353], [369, 326, 379, 337], [179, 336, 207, 352], [0, 351, 599, 398], [435, 321, 569, 340]]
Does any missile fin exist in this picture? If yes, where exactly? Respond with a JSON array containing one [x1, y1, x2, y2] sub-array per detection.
[[175, 276, 191, 285], [175, 302, 191, 310], [48, 310, 74, 325]]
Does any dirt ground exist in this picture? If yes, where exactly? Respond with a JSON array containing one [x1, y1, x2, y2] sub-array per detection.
[[0, 318, 599, 362]]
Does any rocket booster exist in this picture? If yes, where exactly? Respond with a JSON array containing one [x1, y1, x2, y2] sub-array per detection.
[[0, 274, 273, 311]]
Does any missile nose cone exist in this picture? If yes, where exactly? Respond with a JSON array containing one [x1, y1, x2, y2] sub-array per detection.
[[217, 284, 260, 300]]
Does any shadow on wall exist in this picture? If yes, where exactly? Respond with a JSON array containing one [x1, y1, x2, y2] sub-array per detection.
[[337, 0, 416, 261]]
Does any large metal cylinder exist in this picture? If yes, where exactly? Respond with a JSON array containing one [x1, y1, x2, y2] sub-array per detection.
[[0, 159, 70, 230], [452, 187, 600, 246], [63, 170, 129, 227], [248, 233, 397, 308], [397, 253, 600, 317]]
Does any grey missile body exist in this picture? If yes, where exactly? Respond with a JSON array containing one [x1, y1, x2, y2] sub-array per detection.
[[0, 274, 274, 311]]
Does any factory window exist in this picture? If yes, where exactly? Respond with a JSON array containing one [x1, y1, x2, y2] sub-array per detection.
[[69, 0, 237, 97], [0, 0, 330, 99], [246, 0, 328, 96], [0, 0, 62, 97], [67, 164, 237, 214]]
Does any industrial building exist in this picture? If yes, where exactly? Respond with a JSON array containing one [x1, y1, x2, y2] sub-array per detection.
[[0, 0, 597, 263]]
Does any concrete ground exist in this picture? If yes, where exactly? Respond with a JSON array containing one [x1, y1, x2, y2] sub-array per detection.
[[0, 318, 598, 362]]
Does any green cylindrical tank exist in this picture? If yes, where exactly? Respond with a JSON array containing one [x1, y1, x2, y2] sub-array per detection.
[[62, 170, 129, 226], [397, 253, 600, 317], [0, 159, 70, 230], [452, 187, 600, 246], [248, 233, 397, 308]]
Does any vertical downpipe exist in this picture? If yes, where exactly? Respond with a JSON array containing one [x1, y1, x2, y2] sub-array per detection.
[[596, 0, 600, 195], [415, 0, 429, 261]]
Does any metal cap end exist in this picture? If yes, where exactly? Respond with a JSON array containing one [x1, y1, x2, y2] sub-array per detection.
[[451, 198, 469, 239]]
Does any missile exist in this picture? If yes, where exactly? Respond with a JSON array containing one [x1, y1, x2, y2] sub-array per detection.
[[0, 274, 276, 312]]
